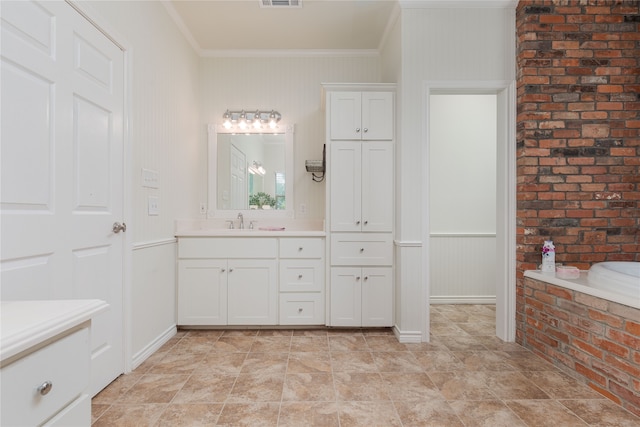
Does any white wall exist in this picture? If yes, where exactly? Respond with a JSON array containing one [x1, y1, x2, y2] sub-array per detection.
[[81, 0, 201, 360], [395, 5, 515, 337], [200, 56, 381, 221]]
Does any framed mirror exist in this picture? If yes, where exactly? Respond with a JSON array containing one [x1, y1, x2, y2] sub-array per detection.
[[208, 124, 294, 218]]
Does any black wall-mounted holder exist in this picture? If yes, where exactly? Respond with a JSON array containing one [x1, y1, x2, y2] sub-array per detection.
[[305, 144, 326, 182]]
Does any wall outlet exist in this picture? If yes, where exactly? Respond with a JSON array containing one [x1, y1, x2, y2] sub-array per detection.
[[148, 196, 159, 216], [199, 203, 207, 214], [299, 203, 307, 215]]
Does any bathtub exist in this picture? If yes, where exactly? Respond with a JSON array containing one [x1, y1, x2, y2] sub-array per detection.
[[525, 261, 640, 309]]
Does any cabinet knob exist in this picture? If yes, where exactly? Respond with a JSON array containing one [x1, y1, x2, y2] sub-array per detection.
[[298, 247, 303, 251], [356, 220, 361, 225], [298, 274, 303, 279], [298, 308, 303, 313], [37, 381, 53, 396], [364, 220, 368, 225], [221, 268, 226, 273], [356, 276, 361, 281], [356, 128, 361, 133], [363, 128, 368, 133], [229, 268, 233, 273], [360, 248, 364, 253], [364, 276, 369, 281]]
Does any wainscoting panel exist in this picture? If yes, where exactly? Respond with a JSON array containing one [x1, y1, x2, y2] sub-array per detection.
[[429, 234, 496, 304]]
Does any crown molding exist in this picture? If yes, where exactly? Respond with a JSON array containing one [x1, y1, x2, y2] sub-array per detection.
[[200, 49, 380, 58], [399, 0, 518, 8]]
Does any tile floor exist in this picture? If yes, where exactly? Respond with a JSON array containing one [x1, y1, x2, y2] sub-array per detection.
[[92, 304, 640, 426]]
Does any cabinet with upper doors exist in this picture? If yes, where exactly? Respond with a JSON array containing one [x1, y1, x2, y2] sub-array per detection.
[[330, 141, 393, 232], [329, 91, 394, 140], [323, 83, 395, 328]]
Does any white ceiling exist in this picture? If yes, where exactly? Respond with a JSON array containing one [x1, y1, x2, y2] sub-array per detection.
[[164, 0, 399, 55]]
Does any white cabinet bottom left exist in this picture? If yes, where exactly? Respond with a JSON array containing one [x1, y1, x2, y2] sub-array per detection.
[[178, 259, 277, 326]]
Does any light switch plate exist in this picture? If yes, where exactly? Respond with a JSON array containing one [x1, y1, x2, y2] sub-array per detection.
[[141, 168, 159, 189], [148, 196, 159, 215]]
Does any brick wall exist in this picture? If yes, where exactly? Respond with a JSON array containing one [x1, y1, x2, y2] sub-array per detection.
[[515, 1, 640, 343], [524, 276, 640, 416]]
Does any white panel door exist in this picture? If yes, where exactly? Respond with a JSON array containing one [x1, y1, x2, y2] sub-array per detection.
[[0, 1, 125, 396], [361, 92, 394, 140], [329, 267, 362, 327], [330, 142, 361, 232], [178, 260, 227, 325], [329, 91, 361, 140], [361, 268, 393, 327], [362, 142, 393, 232], [227, 260, 277, 325], [230, 144, 247, 209]]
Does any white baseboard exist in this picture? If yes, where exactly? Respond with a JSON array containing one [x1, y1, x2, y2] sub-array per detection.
[[131, 324, 177, 370], [430, 295, 496, 304], [393, 325, 423, 343]]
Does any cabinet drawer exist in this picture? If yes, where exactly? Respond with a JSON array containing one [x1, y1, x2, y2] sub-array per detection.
[[331, 233, 393, 266], [279, 293, 324, 325], [1, 327, 90, 427], [179, 237, 277, 259], [280, 259, 324, 292], [279, 238, 324, 258]]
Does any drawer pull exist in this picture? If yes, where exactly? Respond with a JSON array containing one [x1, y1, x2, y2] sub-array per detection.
[[37, 381, 53, 396]]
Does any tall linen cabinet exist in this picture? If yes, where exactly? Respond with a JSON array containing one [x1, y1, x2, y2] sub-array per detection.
[[323, 84, 395, 327]]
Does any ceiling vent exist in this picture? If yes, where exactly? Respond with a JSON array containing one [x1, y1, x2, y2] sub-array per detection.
[[260, 0, 302, 8]]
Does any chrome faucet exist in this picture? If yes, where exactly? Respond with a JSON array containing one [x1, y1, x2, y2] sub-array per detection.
[[237, 212, 244, 229]]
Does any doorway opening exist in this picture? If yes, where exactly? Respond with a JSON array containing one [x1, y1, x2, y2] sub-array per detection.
[[422, 82, 516, 342]]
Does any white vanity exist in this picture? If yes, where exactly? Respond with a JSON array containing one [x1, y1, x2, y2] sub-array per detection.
[[176, 221, 325, 326], [1, 299, 108, 426]]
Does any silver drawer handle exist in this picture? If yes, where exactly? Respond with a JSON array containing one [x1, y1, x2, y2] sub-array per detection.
[[37, 381, 53, 396]]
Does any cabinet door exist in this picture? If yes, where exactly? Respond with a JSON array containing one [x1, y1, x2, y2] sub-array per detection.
[[361, 92, 394, 140], [227, 260, 277, 325], [329, 267, 362, 326], [362, 142, 393, 232], [361, 267, 393, 327], [330, 91, 362, 140], [178, 260, 227, 325], [330, 142, 362, 232]]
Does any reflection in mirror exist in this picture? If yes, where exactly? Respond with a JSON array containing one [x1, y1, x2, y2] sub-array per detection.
[[208, 124, 294, 218]]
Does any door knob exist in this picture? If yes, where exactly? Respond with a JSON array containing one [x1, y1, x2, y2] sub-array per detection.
[[112, 222, 127, 233]]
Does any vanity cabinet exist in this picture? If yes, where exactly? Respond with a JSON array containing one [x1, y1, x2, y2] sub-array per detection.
[[329, 91, 393, 140], [177, 236, 324, 326], [330, 141, 393, 232], [279, 238, 325, 325], [178, 238, 278, 326], [330, 267, 393, 327], [324, 84, 395, 328]]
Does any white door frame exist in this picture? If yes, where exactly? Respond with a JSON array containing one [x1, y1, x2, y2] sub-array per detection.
[[422, 80, 517, 342], [67, 0, 133, 373]]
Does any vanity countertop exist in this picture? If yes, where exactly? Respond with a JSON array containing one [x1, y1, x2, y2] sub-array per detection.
[[175, 219, 326, 238], [1, 299, 109, 363]]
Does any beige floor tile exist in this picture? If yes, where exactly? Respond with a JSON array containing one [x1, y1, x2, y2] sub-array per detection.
[[92, 403, 166, 427], [282, 372, 336, 401], [169, 336, 215, 354], [250, 336, 292, 353], [333, 372, 390, 401], [452, 350, 516, 371], [147, 351, 205, 374], [434, 335, 488, 351], [290, 336, 330, 352], [171, 373, 236, 403], [559, 399, 640, 426], [182, 329, 224, 340], [197, 351, 247, 375], [330, 351, 378, 372], [428, 371, 498, 401], [381, 372, 443, 401], [240, 352, 288, 374], [278, 401, 340, 427], [394, 400, 464, 427], [120, 374, 190, 404], [505, 399, 589, 426], [413, 351, 465, 371], [365, 335, 411, 351], [227, 372, 285, 402], [449, 399, 527, 427], [339, 401, 402, 427], [329, 335, 369, 351], [92, 373, 143, 405], [484, 371, 551, 400], [154, 403, 222, 426], [216, 402, 280, 426], [371, 351, 423, 372], [212, 336, 255, 352], [287, 351, 332, 373], [522, 370, 605, 399]]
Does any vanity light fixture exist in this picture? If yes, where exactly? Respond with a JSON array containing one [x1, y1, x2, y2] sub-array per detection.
[[222, 109, 282, 131], [248, 161, 266, 176]]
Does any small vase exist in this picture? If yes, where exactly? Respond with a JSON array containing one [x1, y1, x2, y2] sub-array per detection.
[[541, 240, 556, 273]]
